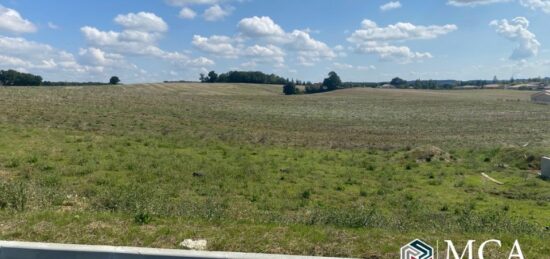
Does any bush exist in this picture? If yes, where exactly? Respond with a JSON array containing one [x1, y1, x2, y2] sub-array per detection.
[[134, 212, 153, 225], [305, 84, 324, 94], [283, 82, 297, 95]]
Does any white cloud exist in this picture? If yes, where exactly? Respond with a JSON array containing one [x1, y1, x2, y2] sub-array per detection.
[[166, 0, 222, 6], [357, 65, 376, 71], [348, 19, 455, 63], [380, 1, 402, 11], [179, 7, 197, 19], [78, 47, 125, 66], [333, 62, 354, 69], [192, 34, 286, 66], [238, 16, 286, 39], [81, 11, 213, 74], [490, 17, 540, 60], [360, 42, 433, 63], [47, 22, 59, 30], [194, 16, 337, 67], [244, 44, 285, 65], [348, 19, 457, 42], [0, 36, 115, 78], [192, 35, 240, 58], [286, 29, 336, 65], [203, 5, 232, 21], [167, 0, 234, 21], [187, 56, 215, 66], [114, 12, 168, 32], [447, 0, 510, 6], [0, 5, 36, 33], [82, 13, 173, 59], [0, 55, 29, 67], [332, 63, 376, 71], [240, 60, 257, 68], [520, 0, 550, 13], [234, 16, 336, 66], [81, 26, 165, 56]]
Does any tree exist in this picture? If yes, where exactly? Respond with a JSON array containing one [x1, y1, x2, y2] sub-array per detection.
[[0, 70, 42, 86], [322, 71, 342, 91], [109, 76, 120, 85], [390, 77, 407, 88], [203, 71, 289, 85], [283, 82, 297, 95], [207, 71, 218, 83], [199, 73, 206, 83]]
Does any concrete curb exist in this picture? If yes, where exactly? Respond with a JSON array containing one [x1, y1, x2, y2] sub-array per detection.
[[0, 241, 350, 259]]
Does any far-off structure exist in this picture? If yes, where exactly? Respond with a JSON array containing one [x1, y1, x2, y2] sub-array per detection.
[[531, 90, 550, 104], [542, 157, 550, 179]]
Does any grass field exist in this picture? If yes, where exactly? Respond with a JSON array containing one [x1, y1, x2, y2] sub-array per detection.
[[0, 83, 548, 258]]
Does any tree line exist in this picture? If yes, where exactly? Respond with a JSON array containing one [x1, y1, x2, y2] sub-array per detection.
[[0, 70, 121, 86], [284, 71, 343, 95], [200, 71, 299, 85], [0, 70, 43, 86]]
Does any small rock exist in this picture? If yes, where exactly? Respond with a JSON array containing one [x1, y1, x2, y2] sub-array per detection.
[[179, 239, 207, 251]]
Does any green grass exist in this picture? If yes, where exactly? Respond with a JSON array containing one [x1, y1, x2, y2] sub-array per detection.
[[0, 84, 548, 258]]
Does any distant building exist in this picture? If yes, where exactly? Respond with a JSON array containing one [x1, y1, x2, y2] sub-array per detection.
[[542, 157, 550, 179], [531, 90, 550, 104], [511, 83, 546, 91], [483, 84, 503, 89], [456, 85, 481, 90]]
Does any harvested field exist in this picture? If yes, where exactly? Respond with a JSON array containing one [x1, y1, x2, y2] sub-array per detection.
[[0, 84, 548, 258]]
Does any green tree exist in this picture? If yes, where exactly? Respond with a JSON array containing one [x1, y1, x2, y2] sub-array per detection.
[[211, 71, 288, 84], [0, 70, 42, 86], [207, 71, 218, 83], [322, 71, 342, 91], [109, 76, 120, 85], [390, 77, 407, 88], [283, 82, 297, 95]]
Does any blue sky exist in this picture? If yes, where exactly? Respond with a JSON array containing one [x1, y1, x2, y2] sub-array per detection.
[[1, 0, 550, 83]]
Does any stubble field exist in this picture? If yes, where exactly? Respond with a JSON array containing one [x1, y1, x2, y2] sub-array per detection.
[[0, 83, 548, 258]]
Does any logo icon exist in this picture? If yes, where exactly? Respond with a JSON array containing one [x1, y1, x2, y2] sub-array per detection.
[[401, 239, 433, 259]]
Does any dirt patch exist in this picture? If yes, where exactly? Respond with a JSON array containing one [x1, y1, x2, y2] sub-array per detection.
[[407, 145, 452, 163]]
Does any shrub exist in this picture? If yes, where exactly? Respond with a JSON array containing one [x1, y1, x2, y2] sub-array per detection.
[[283, 82, 297, 95], [301, 190, 311, 199], [134, 212, 153, 225], [305, 84, 324, 94]]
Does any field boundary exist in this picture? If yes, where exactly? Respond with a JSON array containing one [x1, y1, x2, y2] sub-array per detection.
[[0, 241, 350, 259]]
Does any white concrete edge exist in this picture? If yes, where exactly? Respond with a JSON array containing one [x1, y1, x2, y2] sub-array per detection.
[[0, 241, 351, 259]]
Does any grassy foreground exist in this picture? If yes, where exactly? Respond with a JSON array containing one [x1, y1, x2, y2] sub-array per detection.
[[0, 83, 548, 258]]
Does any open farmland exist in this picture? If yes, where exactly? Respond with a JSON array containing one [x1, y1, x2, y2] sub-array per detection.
[[0, 83, 548, 258]]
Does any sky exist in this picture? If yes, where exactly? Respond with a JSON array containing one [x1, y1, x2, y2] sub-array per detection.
[[1, 0, 550, 83]]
